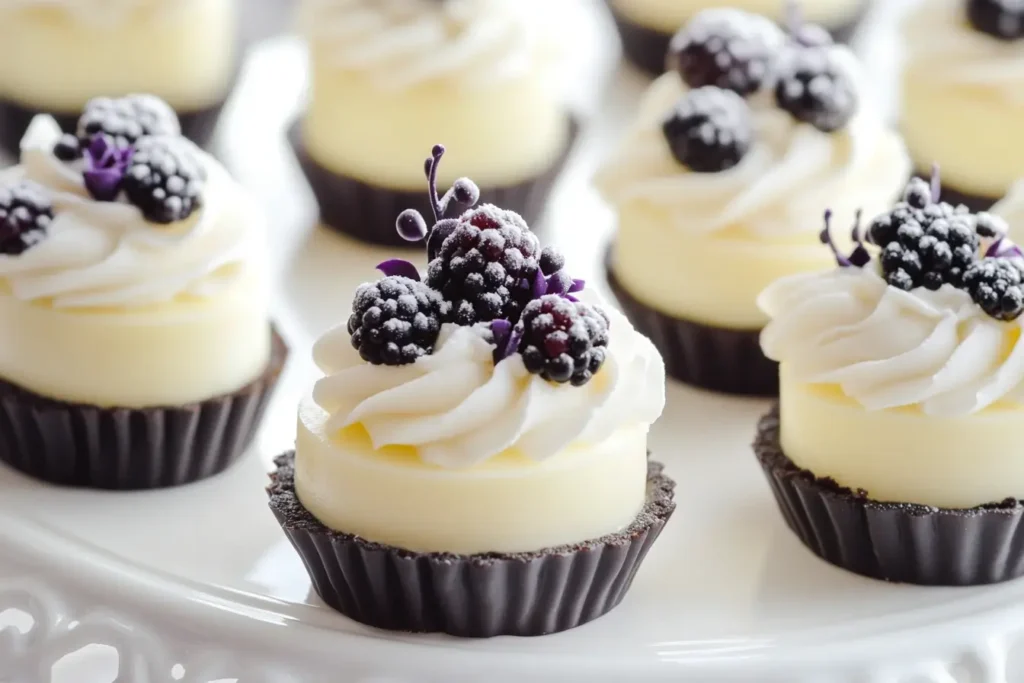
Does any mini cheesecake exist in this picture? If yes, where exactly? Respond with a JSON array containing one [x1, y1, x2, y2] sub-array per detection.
[[292, 0, 576, 247], [901, 0, 1024, 211], [756, 173, 1024, 585], [0, 94, 284, 490], [598, 8, 909, 395], [0, 0, 241, 153], [268, 145, 674, 637], [607, 0, 870, 75]]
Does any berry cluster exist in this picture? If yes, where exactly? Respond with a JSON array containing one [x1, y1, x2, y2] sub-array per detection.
[[967, 0, 1024, 41], [823, 170, 1024, 322], [662, 7, 858, 172], [0, 181, 53, 256], [58, 94, 204, 224], [348, 145, 609, 386]]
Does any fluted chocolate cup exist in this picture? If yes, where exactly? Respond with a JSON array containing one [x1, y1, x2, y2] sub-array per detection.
[[755, 407, 1024, 586], [268, 451, 676, 637], [0, 327, 287, 490]]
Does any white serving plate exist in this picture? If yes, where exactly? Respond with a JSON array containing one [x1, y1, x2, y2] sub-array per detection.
[[7, 1, 1020, 682]]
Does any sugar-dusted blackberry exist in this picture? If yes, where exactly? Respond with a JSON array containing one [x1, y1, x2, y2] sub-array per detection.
[[666, 8, 784, 96], [539, 246, 565, 276], [976, 211, 1009, 239], [517, 295, 610, 386], [425, 204, 540, 325], [963, 257, 1024, 321], [53, 134, 82, 162], [121, 136, 206, 224], [347, 276, 449, 365], [662, 86, 752, 173], [880, 242, 923, 290], [0, 181, 53, 256], [902, 177, 933, 210], [76, 94, 180, 149], [967, 0, 1024, 40], [774, 47, 857, 132]]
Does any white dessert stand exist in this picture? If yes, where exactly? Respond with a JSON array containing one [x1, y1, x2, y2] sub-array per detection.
[[6, 1, 1015, 681]]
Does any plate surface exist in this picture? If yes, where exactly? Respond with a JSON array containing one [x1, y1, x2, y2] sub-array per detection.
[[6, 1, 1020, 682]]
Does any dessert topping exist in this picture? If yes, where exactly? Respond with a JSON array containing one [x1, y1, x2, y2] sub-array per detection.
[[347, 276, 449, 366], [82, 134, 134, 203], [967, 0, 1024, 41], [76, 94, 181, 151], [346, 145, 609, 384], [0, 181, 52, 256], [773, 47, 857, 133], [121, 136, 206, 224], [821, 169, 1024, 321], [518, 295, 609, 386], [662, 87, 753, 173], [667, 8, 784, 96]]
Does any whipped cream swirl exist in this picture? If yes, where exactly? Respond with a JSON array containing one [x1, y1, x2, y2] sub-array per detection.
[[0, 115, 261, 308], [595, 50, 909, 239], [904, 0, 1024, 104], [299, 0, 555, 91], [760, 266, 1024, 415], [310, 297, 665, 469]]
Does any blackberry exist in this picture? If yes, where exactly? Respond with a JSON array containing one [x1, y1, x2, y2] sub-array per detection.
[[539, 246, 565, 276], [976, 211, 1009, 239], [880, 241, 923, 290], [53, 134, 82, 162], [121, 136, 206, 224], [347, 276, 449, 365], [774, 47, 857, 132], [0, 181, 52, 256], [963, 258, 1024, 321], [425, 204, 540, 325], [76, 94, 180, 149], [662, 87, 752, 173], [902, 177, 933, 210], [517, 295, 610, 386], [666, 8, 784, 96], [967, 0, 1024, 40]]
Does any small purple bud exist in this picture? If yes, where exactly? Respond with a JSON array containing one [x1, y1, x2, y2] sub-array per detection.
[[569, 278, 585, 293], [930, 162, 941, 204], [546, 271, 574, 295], [451, 178, 480, 207], [423, 157, 434, 179], [376, 259, 421, 281], [83, 169, 124, 202], [396, 209, 429, 242], [432, 144, 445, 158], [531, 268, 548, 298]]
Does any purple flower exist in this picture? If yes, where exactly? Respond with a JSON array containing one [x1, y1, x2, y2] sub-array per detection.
[[82, 134, 133, 202], [489, 318, 523, 365], [376, 259, 422, 281]]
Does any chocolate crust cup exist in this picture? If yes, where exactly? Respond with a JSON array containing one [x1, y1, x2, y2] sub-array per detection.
[[755, 406, 1024, 586], [0, 60, 243, 156], [267, 451, 676, 637], [606, 0, 871, 76], [0, 326, 288, 490], [288, 118, 580, 248], [605, 252, 778, 396]]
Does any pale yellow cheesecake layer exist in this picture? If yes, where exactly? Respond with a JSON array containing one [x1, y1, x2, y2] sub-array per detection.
[[294, 397, 650, 555], [780, 367, 1024, 509], [610, 0, 865, 33], [0, 0, 238, 111]]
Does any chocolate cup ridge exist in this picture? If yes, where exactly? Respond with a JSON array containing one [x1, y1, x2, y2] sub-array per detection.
[[605, 251, 778, 396], [755, 407, 1024, 586], [288, 117, 580, 248], [606, 0, 871, 76], [268, 451, 676, 637], [0, 326, 288, 490]]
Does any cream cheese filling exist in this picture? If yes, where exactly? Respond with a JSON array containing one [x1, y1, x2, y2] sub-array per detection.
[[294, 397, 650, 555], [0, 0, 238, 111]]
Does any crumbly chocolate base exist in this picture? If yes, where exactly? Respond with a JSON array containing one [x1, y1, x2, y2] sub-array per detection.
[[0, 72, 240, 157], [913, 169, 1001, 213], [0, 327, 288, 490], [755, 407, 1024, 586], [605, 254, 778, 396], [606, 0, 871, 76], [288, 118, 580, 248], [267, 451, 676, 637]]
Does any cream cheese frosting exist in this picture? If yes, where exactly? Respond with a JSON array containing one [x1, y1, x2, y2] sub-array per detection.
[[301, 0, 569, 189], [294, 296, 667, 554], [0, 0, 238, 111], [760, 262, 1024, 508], [609, 0, 865, 34], [901, 0, 1024, 198], [0, 114, 270, 408], [598, 57, 910, 329]]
